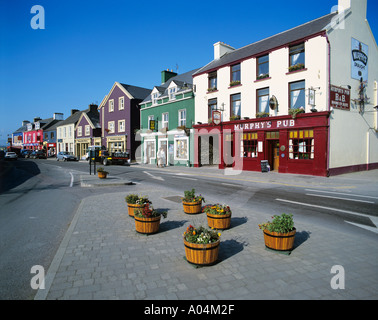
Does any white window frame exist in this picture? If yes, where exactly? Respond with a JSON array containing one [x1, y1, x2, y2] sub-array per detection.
[[109, 99, 114, 112], [119, 96, 124, 110], [169, 87, 176, 100], [118, 119, 125, 132], [178, 109, 186, 127], [77, 126, 82, 137], [162, 112, 169, 128], [108, 121, 115, 134], [152, 93, 158, 105], [85, 125, 90, 136], [174, 136, 189, 161]]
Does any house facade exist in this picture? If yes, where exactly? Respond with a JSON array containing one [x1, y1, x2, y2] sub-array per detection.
[[139, 69, 198, 166], [12, 120, 30, 151], [192, 0, 377, 176], [56, 109, 81, 155], [98, 82, 151, 160], [75, 104, 101, 160]]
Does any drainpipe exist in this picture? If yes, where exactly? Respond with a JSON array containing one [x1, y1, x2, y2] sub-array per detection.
[[326, 33, 331, 177]]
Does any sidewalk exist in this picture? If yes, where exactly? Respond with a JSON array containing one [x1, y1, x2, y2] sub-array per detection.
[[34, 174, 378, 300]]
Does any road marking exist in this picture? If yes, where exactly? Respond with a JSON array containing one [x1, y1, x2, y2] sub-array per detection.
[[173, 176, 198, 181], [275, 198, 375, 219], [345, 221, 378, 234], [221, 182, 240, 187], [143, 171, 164, 181], [305, 189, 378, 200], [69, 172, 74, 187], [305, 193, 375, 204]]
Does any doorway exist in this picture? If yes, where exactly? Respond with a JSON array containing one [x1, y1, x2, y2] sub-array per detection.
[[158, 139, 168, 166], [269, 140, 280, 171]]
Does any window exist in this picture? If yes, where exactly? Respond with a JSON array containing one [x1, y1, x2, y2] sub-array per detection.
[[178, 109, 186, 127], [289, 130, 314, 159], [152, 93, 159, 105], [257, 88, 270, 113], [208, 98, 217, 119], [109, 99, 114, 112], [169, 87, 176, 100], [119, 97, 124, 110], [289, 43, 305, 70], [108, 121, 115, 134], [51, 132, 54, 139], [63, 127, 66, 138], [175, 137, 189, 160], [162, 113, 169, 128], [289, 80, 305, 110], [230, 64, 241, 85], [241, 132, 258, 158], [208, 72, 217, 91], [85, 125, 90, 136], [148, 115, 154, 130], [257, 55, 269, 79], [118, 120, 125, 132], [231, 93, 241, 119], [77, 126, 82, 136]]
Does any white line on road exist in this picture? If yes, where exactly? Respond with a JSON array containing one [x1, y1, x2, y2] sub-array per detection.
[[276, 198, 375, 219], [305, 193, 375, 204], [143, 171, 165, 181], [221, 182, 240, 187], [305, 189, 378, 200], [172, 176, 198, 181], [69, 172, 74, 187]]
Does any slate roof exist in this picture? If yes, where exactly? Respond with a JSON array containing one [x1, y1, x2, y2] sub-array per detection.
[[193, 12, 338, 76], [119, 83, 152, 100], [141, 68, 200, 104], [57, 108, 99, 127]]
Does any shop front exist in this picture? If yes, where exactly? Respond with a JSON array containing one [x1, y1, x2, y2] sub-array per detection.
[[193, 111, 330, 176]]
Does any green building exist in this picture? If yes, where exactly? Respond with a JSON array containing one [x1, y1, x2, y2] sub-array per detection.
[[139, 68, 199, 166]]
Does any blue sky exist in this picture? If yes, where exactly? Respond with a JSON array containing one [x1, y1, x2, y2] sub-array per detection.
[[1, 0, 377, 146]]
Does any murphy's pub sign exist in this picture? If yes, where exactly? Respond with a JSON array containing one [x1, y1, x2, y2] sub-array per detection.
[[233, 119, 295, 131], [351, 38, 368, 82]]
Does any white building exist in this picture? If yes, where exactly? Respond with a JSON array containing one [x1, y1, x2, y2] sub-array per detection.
[[192, 0, 377, 176]]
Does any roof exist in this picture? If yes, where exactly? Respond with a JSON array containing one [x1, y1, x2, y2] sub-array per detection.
[[193, 12, 337, 76], [141, 68, 200, 104], [118, 83, 151, 100], [57, 107, 99, 127]]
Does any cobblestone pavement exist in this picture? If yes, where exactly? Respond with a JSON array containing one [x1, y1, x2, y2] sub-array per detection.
[[34, 175, 378, 300]]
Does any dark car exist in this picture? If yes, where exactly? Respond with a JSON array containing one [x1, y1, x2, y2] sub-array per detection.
[[20, 149, 33, 158], [30, 150, 47, 159]]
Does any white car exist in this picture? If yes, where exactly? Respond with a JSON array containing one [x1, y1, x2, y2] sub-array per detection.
[[5, 152, 18, 160]]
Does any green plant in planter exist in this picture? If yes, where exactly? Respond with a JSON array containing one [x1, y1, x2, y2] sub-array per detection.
[[182, 188, 205, 203], [256, 112, 270, 118], [288, 107, 305, 119], [134, 203, 167, 218], [125, 194, 151, 205], [183, 225, 220, 244], [97, 167, 108, 174], [203, 204, 231, 215], [258, 213, 294, 233]]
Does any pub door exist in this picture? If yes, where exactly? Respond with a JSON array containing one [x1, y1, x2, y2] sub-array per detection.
[[268, 140, 280, 171]]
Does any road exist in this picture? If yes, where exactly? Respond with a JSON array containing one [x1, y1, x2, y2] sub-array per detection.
[[0, 158, 377, 299]]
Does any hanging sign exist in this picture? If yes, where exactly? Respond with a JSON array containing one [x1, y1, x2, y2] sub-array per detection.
[[351, 38, 368, 82], [330, 85, 350, 110], [149, 120, 156, 131], [212, 111, 221, 125]]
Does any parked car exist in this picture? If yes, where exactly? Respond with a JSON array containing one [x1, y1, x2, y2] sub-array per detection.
[[30, 150, 47, 159], [4, 152, 18, 160], [56, 151, 77, 161], [20, 149, 33, 158]]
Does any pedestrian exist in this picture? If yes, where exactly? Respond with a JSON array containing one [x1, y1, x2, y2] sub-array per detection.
[[157, 147, 166, 168]]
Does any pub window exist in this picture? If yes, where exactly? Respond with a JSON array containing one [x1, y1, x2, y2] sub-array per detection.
[[208, 72, 217, 91], [241, 132, 258, 158], [257, 55, 269, 79], [289, 130, 314, 160], [230, 63, 241, 85], [289, 80, 305, 110], [257, 87, 270, 113], [231, 93, 241, 119], [208, 98, 217, 119], [289, 43, 305, 70]]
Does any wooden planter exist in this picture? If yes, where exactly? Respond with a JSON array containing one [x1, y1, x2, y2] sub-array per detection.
[[207, 213, 231, 230], [135, 215, 161, 234], [127, 203, 145, 217], [182, 201, 202, 214], [263, 228, 296, 251], [183, 238, 220, 266], [97, 172, 108, 179]]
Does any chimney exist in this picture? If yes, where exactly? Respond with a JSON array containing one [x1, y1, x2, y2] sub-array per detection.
[[53, 113, 64, 120], [33, 117, 41, 123], [71, 109, 79, 115], [22, 120, 30, 126], [213, 41, 235, 60], [161, 69, 177, 84], [338, 0, 367, 19], [89, 103, 98, 112]]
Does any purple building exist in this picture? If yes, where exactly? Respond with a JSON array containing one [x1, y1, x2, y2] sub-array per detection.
[[98, 82, 151, 160]]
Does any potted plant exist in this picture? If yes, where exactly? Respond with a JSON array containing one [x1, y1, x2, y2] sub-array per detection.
[[288, 107, 305, 119], [97, 167, 108, 179], [183, 225, 220, 266], [182, 188, 205, 214], [125, 194, 151, 217], [134, 204, 167, 234], [203, 204, 232, 230], [258, 213, 296, 251], [256, 112, 270, 118]]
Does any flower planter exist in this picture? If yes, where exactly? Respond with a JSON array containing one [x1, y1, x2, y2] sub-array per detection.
[[127, 203, 145, 217], [135, 215, 161, 234], [182, 201, 202, 214], [183, 238, 220, 266], [263, 228, 296, 251], [97, 172, 108, 179], [207, 213, 231, 230]]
